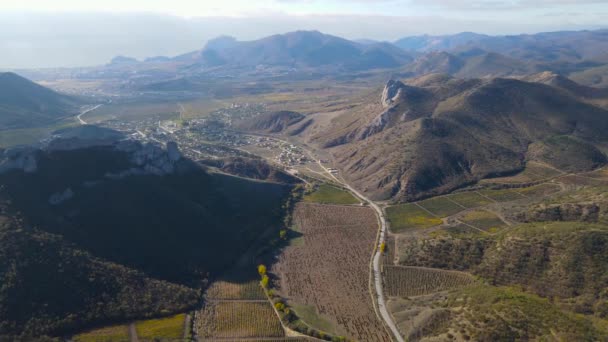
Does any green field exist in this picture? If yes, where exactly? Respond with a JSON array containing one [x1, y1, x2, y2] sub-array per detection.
[[479, 188, 525, 202], [73, 324, 130, 342], [517, 183, 562, 197], [418, 196, 465, 217], [448, 191, 493, 208], [460, 210, 507, 232], [135, 313, 186, 340], [386, 203, 443, 232], [303, 184, 359, 205], [0, 120, 75, 148], [291, 303, 336, 334]]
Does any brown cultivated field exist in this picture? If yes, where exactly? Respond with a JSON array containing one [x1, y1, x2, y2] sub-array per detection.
[[383, 266, 474, 297], [206, 279, 266, 300], [196, 301, 284, 339], [272, 203, 391, 341], [196, 265, 286, 340]]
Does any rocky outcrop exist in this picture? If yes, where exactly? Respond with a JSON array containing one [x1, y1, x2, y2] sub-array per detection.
[[110, 140, 183, 178], [1, 130, 182, 179], [381, 80, 405, 107], [524, 202, 601, 222]]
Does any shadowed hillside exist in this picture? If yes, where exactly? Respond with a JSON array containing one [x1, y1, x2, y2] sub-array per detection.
[[0, 72, 80, 130], [0, 132, 292, 339]]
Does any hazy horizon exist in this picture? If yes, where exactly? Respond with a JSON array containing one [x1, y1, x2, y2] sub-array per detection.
[[2, 0, 608, 69]]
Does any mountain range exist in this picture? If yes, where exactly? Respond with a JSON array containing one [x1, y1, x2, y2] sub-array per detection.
[[175, 30, 415, 71], [95, 29, 608, 91], [394, 30, 608, 63]]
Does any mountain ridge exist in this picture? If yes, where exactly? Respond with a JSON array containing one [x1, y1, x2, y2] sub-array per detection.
[[302, 74, 608, 201], [0, 72, 79, 130]]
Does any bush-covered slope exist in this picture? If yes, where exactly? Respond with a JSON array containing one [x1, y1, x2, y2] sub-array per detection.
[[400, 222, 608, 317], [0, 143, 292, 338], [0, 224, 198, 338]]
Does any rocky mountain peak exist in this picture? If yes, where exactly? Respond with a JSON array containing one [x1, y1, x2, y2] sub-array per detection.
[[381, 79, 406, 107]]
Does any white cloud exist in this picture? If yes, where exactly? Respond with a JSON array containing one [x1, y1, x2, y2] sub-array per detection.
[[407, 0, 608, 10]]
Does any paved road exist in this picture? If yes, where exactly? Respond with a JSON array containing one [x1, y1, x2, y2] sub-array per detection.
[[76, 104, 102, 125], [313, 158, 404, 342]]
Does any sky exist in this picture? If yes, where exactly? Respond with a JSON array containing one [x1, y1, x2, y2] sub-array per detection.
[[1, 0, 608, 68]]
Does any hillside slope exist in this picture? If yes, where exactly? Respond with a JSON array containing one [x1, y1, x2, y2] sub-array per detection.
[[0, 72, 79, 130], [402, 50, 538, 78], [235, 110, 305, 133], [307, 75, 608, 201], [395, 29, 608, 63], [0, 131, 292, 338]]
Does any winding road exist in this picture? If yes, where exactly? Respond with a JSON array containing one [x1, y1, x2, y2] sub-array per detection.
[[234, 132, 404, 341], [76, 104, 102, 125], [312, 157, 404, 342]]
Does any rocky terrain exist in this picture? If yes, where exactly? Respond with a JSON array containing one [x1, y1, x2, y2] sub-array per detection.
[[302, 74, 608, 201], [235, 110, 305, 134]]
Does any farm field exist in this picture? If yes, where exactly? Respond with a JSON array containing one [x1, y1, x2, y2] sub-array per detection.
[[386, 203, 443, 233], [417, 197, 464, 218], [290, 303, 337, 333], [271, 203, 391, 341], [383, 266, 475, 297], [479, 188, 526, 202], [448, 191, 493, 208], [459, 210, 508, 232], [85, 97, 226, 123], [195, 257, 286, 340], [516, 183, 562, 196], [206, 278, 266, 300], [72, 324, 130, 342], [303, 184, 359, 205], [436, 224, 483, 237], [196, 301, 284, 339], [135, 313, 186, 340]]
